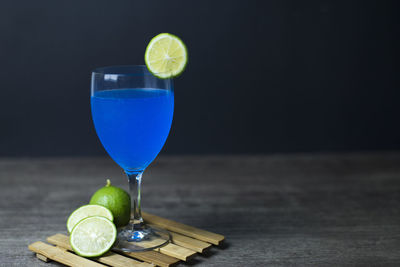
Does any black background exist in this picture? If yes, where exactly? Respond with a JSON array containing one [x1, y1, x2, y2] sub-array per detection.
[[0, 0, 398, 156]]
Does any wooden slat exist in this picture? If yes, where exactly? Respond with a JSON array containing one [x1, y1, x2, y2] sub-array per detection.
[[142, 212, 225, 245], [122, 251, 180, 267], [36, 253, 50, 262], [156, 243, 196, 261], [28, 241, 105, 267], [169, 231, 212, 253], [47, 234, 154, 267]]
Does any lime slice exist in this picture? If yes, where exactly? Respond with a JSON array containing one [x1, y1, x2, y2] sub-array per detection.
[[70, 216, 117, 257], [145, 33, 188, 79], [67, 204, 113, 233]]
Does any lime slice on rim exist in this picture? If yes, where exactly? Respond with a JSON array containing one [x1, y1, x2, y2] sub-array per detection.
[[70, 216, 117, 257], [145, 33, 188, 79], [67, 204, 113, 233]]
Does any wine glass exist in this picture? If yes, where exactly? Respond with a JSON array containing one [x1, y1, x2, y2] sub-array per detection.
[[91, 65, 174, 251]]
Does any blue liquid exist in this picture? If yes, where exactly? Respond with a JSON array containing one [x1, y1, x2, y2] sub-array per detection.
[[91, 88, 174, 171]]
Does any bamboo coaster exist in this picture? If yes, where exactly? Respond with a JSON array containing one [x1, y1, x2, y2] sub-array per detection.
[[29, 213, 225, 266]]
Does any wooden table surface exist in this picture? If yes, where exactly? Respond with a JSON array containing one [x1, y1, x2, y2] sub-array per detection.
[[0, 153, 399, 266]]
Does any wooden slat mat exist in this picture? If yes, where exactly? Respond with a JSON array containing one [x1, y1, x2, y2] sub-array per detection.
[[28, 213, 225, 266]]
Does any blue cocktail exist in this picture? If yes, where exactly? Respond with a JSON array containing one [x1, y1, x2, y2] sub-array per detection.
[[92, 88, 174, 171], [91, 65, 174, 251]]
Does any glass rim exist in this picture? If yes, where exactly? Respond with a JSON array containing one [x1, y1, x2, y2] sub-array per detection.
[[92, 65, 171, 77]]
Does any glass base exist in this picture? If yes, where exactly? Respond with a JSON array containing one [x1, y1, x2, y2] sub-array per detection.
[[113, 223, 170, 252]]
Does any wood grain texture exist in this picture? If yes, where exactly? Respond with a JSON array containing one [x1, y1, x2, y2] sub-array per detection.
[[2, 154, 400, 266]]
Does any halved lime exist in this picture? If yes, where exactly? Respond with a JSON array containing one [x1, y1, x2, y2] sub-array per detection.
[[145, 33, 188, 79], [67, 204, 113, 233], [70, 216, 117, 257]]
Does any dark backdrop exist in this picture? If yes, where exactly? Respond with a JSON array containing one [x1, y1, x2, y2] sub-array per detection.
[[0, 0, 398, 156]]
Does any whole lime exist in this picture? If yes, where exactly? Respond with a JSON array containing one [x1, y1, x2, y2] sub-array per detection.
[[89, 179, 131, 227]]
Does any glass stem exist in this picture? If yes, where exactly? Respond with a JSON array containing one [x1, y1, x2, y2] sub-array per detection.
[[126, 171, 144, 230]]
